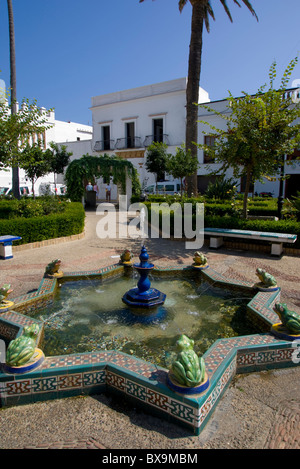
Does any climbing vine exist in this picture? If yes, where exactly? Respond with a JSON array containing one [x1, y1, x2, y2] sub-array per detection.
[[65, 154, 141, 202]]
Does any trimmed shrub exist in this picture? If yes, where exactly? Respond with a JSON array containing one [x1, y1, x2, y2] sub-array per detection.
[[0, 196, 67, 219], [0, 202, 85, 244], [143, 202, 300, 248]]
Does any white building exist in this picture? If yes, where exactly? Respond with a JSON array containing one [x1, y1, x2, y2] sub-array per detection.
[[0, 92, 93, 192], [62, 78, 209, 199], [196, 90, 300, 198], [59, 77, 300, 200]]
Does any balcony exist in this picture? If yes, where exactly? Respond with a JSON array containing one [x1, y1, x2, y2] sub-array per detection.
[[143, 134, 170, 147], [94, 134, 171, 152], [115, 137, 143, 150], [93, 140, 115, 152]]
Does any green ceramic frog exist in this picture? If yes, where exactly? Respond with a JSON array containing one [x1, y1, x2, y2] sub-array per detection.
[[273, 303, 300, 334], [6, 324, 40, 366], [171, 335, 206, 387], [256, 268, 277, 287], [45, 259, 62, 276], [0, 284, 13, 305], [193, 252, 207, 266], [120, 249, 133, 263]]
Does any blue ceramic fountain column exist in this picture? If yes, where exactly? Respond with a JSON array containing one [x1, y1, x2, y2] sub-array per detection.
[[122, 246, 166, 311]]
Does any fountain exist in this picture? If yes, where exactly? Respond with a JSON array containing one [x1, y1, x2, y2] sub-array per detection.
[[1, 253, 298, 436], [122, 245, 166, 311]]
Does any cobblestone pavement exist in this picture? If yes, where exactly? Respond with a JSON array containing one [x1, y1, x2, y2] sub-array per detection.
[[24, 437, 106, 449], [264, 400, 300, 449], [0, 209, 299, 450]]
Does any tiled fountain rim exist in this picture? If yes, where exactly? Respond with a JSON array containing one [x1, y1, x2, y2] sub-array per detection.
[[0, 262, 298, 435]]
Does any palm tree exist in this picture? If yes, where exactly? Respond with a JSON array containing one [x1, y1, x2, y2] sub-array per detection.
[[140, 0, 258, 196], [7, 0, 20, 199]]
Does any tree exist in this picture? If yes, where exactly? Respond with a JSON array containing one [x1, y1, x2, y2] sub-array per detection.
[[145, 142, 169, 186], [0, 98, 53, 183], [140, 0, 258, 197], [167, 144, 199, 196], [6, 0, 19, 198], [198, 58, 300, 218], [48, 142, 72, 194], [20, 143, 53, 198]]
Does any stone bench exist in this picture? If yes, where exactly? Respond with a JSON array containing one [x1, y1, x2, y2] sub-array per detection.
[[0, 235, 22, 260], [204, 227, 297, 256]]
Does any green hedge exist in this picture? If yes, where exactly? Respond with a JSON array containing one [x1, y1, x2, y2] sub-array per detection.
[[204, 215, 300, 248], [0, 202, 85, 244], [205, 203, 278, 217], [0, 196, 68, 219], [143, 202, 300, 248], [135, 195, 278, 217]]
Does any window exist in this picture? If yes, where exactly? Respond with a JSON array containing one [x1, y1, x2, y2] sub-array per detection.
[[204, 136, 216, 163], [153, 118, 163, 143], [126, 122, 135, 148], [102, 125, 111, 150]]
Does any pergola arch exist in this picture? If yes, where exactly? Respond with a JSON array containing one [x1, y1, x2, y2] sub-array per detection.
[[65, 154, 140, 205]]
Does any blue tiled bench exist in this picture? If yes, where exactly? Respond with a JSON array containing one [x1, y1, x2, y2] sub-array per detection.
[[204, 228, 297, 256], [0, 236, 22, 260]]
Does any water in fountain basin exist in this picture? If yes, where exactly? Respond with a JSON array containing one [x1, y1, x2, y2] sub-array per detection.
[[32, 274, 255, 367]]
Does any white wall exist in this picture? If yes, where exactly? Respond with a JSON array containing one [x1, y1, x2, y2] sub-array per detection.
[[0, 107, 93, 191], [88, 78, 210, 189], [91, 78, 189, 152]]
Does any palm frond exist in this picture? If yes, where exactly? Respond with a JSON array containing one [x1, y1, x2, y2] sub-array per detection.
[[219, 0, 234, 22], [179, 0, 189, 13], [234, 0, 258, 20]]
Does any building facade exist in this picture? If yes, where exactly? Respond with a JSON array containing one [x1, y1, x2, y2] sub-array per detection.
[[0, 98, 93, 191], [60, 78, 300, 200]]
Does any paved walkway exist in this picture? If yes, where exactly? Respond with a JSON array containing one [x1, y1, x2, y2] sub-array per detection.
[[0, 209, 299, 449]]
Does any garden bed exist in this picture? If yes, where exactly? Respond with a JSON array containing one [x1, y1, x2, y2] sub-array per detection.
[[0, 199, 85, 245]]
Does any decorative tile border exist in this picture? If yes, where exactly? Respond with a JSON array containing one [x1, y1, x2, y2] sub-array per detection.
[[0, 262, 299, 435], [0, 316, 23, 345]]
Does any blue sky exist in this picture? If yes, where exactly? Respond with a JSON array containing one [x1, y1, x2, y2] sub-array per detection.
[[0, 0, 299, 125]]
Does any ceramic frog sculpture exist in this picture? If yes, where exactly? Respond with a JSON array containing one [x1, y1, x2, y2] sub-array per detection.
[[6, 324, 40, 366], [256, 268, 277, 287], [120, 249, 133, 264], [0, 284, 13, 305], [273, 303, 300, 334], [45, 259, 62, 276], [171, 335, 206, 387], [193, 252, 207, 266]]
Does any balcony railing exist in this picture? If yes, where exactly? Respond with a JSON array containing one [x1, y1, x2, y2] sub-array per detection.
[[115, 137, 143, 150], [93, 140, 115, 152], [94, 134, 171, 152], [143, 134, 170, 147]]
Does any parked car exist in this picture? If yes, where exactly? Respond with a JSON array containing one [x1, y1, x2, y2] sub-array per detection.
[[259, 192, 273, 198], [144, 181, 181, 195], [39, 183, 66, 196], [0, 185, 32, 197]]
